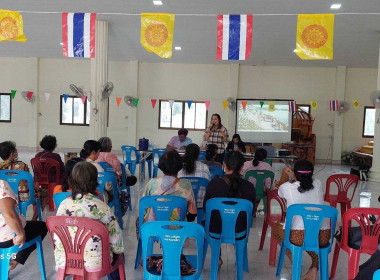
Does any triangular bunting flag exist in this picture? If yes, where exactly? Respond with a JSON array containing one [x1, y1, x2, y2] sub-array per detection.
[[169, 99, 174, 108], [205, 101, 210, 111], [259, 101, 264, 108], [310, 100, 318, 110], [352, 99, 359, 109], [63, 94, 69, 103], [151, 99, 157, 108], [223, 101, 229, 110], [116, 97, 122, 107], [44, 92, 50, 101], [27, 91, 33, 100], [133, 98, 139, 108], [187, 100, 193, 109], [242, 101, 247, 111], [268, 101, 275, 112], [81, 95, 87, 104], [11, 90, 16, 99]]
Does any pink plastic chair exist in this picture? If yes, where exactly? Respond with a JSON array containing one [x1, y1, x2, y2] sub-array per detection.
[[330, 208, 380, 280], [46, 216, 125, 280], [324, 174, 359, 220], [258, 189, 287, 267]]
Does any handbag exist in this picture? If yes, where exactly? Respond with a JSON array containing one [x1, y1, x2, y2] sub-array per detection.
[[146, 254, 196, 276], [335, 224, 379, 250]]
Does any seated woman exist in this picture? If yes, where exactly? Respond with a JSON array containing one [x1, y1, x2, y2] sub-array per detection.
[[55, 162, 124, 277], [203, 151, 256, 268], [96, 137, 137, 187], [0, 179, 47, 277], [178, 144, 210, 180], [53, 157, 102, 206], [201, 144, 223, 169], [226, 134, 246, 153], [273, 160, 330, 280]]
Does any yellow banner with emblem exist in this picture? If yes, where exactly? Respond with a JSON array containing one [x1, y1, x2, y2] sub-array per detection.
[[141, 13, 175, 59], [296, 14, 334, 60], [0, 10, 27, 42]]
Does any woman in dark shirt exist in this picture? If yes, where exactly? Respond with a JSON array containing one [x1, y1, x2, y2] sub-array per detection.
[[226, 134, 246, 153]]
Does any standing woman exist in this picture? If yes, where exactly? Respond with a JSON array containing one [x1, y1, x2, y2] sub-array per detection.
[[203, 114, 229, 164]]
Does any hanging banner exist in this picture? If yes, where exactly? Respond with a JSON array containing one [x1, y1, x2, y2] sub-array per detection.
[[288, 101, 297, 112], [205, 100, 210, 111], [133, 98, 139, 108], [27, 91, 33, 101], [140, 13, 175, 59], [216, 14, 253, 60], [81, 95, 87, 104], [116, 97, 122, 107], [296, 14, 334, 60], [268, 101, 275, 112], [242, 101, 247, 111], [168, 99, 174, 108], [62, 13, 96, 58], [44, 92, 50, 101], [259, 101, 264, 108], [352, 99, 359, 109], [187, 100, 193, 109], [222, 101, 229, 110], [11, 90, 16, 99], [310, 100, 318, 110], [151, 99, 157, 108], [0, 10, 27, 42], [330, 100, 339, 111], [63, 94, 69, 103]]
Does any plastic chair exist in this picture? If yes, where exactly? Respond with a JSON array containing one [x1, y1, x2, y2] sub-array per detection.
[[204, 198, 253, 280], [330, 208, 380, 280], [46, 216, 125, 280], [208, 166, 224, 180], [276, 204, 338, 280], [198, 151, 206, 161], [98, 161, 114, 172], [97, 172, 123, 229], [184, 177, 210, 224], [53, 192, 72, 210], [121, 145, 140, 176], [244, 170, 274, 214], [141, 221, 204, 280], [259, 189, 287, 267], [324, 174, 359, 220], [135, 195, 188, 269], [31, 157, 61, 211], [373, 269, 380, 280], [0, 170, 43, 221], [147, 149, 167, 178]]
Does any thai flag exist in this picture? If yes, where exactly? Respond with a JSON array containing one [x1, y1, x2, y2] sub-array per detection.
[[288, 101, 297, 112], [217, 14, 253, 60], [330, 100, 339, 111], [62, 13, 96, 58]]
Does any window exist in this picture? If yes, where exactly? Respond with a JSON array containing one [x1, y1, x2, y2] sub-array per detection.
[[60, 95, 90, 126], [0, 93, 11, 122], [159, 100, 208, 130], [362, 106, 376, 138], [298, 104, 311, 114]]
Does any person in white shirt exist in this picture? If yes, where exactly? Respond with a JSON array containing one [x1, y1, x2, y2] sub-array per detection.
[[273, 160, 331, 280]]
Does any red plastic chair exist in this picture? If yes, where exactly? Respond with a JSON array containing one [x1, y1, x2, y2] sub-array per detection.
[[324, 174, 359, 220], [330, 208, 380, 280], [258, 189, 287, 267], [46, 216, 125, 280], [31, 157, 61, 211]]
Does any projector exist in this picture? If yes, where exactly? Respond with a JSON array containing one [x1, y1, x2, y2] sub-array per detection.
[[276, 149, 291, 157]]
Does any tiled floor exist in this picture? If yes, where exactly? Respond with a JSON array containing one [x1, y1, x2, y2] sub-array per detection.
[[8, 152, 380, 279]]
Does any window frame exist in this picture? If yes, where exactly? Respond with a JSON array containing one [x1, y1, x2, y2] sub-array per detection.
[[0, 93, 12, 123], [362, 106, 376, 138], [59, 95, 89, 126], [158, 99, 208, 131]]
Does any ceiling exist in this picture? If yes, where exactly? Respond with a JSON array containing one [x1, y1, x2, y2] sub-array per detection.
[[1, 0, 380, 67]]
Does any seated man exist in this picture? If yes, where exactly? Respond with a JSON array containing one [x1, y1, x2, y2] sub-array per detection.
[[166, 128, 192, 151]]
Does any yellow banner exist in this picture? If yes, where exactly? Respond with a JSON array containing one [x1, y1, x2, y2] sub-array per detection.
[[353, 99, 359, 109], [296, 14, 334, 60], [310, 100, 318, 110], [0, 10, 27, 42], [141, 13, 175, 59], [268, 101, 275, 112]]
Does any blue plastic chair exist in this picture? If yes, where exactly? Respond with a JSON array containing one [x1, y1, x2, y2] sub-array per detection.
[[98, 161, 114, 172], [204, 198, 253, 280], [184, 177, 210, 224], [0, 170, 42, 221], [275, 204, 338, 280], [53, 192, 72, 210], [141, 221, 204, 280], [121, 145, 140, 176], [135, 195, 188, 269], [198, 151, 206, 161], [147, 149, 167, 178], [373, 269, 380, 280], [208, 166, 224, 180], [97, 172, 123, 229]]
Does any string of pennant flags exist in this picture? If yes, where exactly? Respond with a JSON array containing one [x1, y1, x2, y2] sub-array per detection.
[[1, 9, 336, 60]]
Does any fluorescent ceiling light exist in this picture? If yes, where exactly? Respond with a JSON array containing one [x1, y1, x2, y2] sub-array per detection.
[[60, 42, 63, 46], [330, 3, 342, 9], [175, 46, 182, 50], [293, 49, 297, 53], [153, 0, 163, 5]]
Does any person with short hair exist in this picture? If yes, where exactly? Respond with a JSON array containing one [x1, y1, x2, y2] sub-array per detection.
[[201, 144, 222, 168], [54, 162, 124, 276], [166, 128, 192, 151]]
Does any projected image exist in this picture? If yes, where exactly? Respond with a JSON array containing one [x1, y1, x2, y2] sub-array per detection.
[[238, 104, 289, 132]]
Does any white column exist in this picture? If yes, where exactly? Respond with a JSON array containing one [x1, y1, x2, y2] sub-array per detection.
[[369, 45, 380, 182], [332, 66, 346, 164], [89, 21, 108, 139], [226, 64, 239, 134], [127, 60, 139, 146]]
